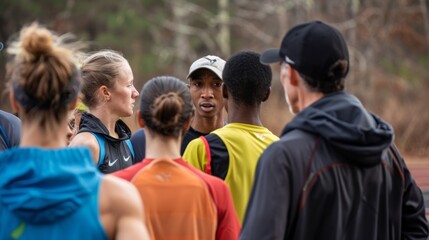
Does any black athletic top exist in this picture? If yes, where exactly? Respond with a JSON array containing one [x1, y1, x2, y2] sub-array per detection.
[[78, 112, 134, 174]]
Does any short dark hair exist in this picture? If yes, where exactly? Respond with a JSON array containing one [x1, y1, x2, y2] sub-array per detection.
[[222, 51, 272, 106], [298, 59, 348, 93]]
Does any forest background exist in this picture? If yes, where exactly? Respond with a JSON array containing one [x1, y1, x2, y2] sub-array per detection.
[[1, 0, 428, 160]]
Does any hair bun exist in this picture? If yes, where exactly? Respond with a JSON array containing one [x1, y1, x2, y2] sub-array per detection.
[[21, 23, 53, 56]]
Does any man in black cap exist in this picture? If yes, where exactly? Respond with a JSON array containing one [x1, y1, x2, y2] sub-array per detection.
[[240, 20, 429, 240]]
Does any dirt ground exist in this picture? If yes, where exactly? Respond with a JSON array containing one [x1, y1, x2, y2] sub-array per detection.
[[404, 155, 429, 163], [405, 156, 429, 191]]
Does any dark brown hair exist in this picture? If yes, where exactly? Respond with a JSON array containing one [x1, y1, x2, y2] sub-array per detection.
[[140, 76, 193, 137], [299, 60, 348, 93]]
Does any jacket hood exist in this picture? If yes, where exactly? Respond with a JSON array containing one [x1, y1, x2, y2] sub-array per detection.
[[282, 92, 394, 167], [0, 147, 100, 224], [79, 112, 132, 141]]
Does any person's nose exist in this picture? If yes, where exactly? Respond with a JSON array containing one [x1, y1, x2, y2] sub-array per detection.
[[132, 86, 139, 99], [201, 86, 214, 99]]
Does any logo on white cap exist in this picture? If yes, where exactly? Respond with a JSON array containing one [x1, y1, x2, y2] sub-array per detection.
[[204, 56, 218, 64]]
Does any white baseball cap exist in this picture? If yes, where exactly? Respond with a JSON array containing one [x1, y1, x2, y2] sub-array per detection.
[[187, 55, 226, 80]]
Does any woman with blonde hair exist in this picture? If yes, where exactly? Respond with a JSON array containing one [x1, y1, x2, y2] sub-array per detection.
[[69, 49, 139, 173], [0, 23, 149, 240]]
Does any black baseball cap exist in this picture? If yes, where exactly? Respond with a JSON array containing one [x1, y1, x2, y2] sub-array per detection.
[[260, 21, 349, 80]]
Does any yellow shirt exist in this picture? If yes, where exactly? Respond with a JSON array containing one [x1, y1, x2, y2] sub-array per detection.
[[183, 123, 279, 223]]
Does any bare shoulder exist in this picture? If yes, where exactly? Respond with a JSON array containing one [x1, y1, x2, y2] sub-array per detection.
[[69, 132, 98, 149], [102, 175, 142, 208], [69, 132, 99, 164], [100, 175, 150, 239]]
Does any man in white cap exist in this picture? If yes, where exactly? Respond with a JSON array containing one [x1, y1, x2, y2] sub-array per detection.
[[182, 55, 226, 153], [130, 55, 226, 161]]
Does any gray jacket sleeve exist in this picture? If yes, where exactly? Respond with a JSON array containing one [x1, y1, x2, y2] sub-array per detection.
[[399, 155, 429, 239], [0, 110, 21, 151]]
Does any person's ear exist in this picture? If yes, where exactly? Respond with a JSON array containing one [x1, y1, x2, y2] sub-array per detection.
[[262, 87, 271, 102], [69, 99, 78, 110], [222, 84, 228, 99], [137, 110, 145, 128], [289, 67, 299, 87], [187, 83, 190, 90], [100, 86, 111, 101]]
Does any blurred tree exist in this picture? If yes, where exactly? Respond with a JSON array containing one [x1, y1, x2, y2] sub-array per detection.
[[217, 0, 230, 56], [0, 0, 428, 156]]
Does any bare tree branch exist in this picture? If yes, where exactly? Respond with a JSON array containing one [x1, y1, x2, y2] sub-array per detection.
[[419, 0, 429, 58], [230, 17, 274, 44], [163, 20, 217, 51]]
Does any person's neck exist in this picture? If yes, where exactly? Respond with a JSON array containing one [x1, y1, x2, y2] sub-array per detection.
[[191, 114, 224, 133], [20, 120, 68, 148], [89, 107, 119, 138], [227, 102, 263, 126], [144, 131, 182, 160], [298, 89, 324, 112]]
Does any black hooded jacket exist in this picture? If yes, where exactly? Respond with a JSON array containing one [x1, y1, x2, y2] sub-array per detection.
[[240, 92, 428, 240], [78, 112, 134, 174]]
